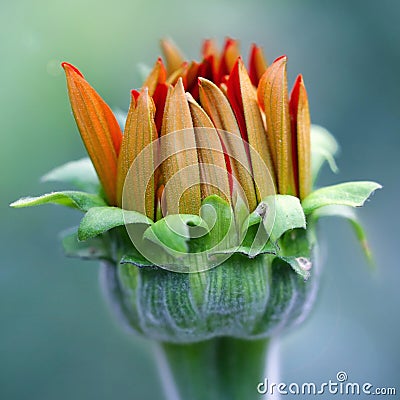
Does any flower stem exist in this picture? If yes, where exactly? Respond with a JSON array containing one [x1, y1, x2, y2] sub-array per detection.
[[155, 337, 270, 400]]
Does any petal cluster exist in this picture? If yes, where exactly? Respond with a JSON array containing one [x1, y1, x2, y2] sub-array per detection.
[[62, 38, 311, 220]]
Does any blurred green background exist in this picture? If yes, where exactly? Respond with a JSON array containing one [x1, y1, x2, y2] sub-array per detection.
[[1, 0, 399, 398]]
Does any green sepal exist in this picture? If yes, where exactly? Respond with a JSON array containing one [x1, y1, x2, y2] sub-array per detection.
[[41, 158, 100, 193], [10, 191, 107, 212], [199, 195, 235, 251], [209, 241, 278, 258], [312, 205, 374, 265], [277, 228, 314, 279], [302, 181, 382, 215], [278, 256, 311, 280], [143, 214, 209, 255], [120, 254, 156, 268], [105, 245, 318, 343], [78, 206, 152, 241], [311, 124, 339, 183], [61, 228, 112, 261], [267, 195, 306, 241]]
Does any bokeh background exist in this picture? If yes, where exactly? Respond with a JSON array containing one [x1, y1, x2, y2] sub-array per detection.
[[1, 0, 399, 398]]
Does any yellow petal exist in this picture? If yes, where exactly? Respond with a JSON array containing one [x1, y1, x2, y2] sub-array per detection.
[[160, 78, 201, 215], [257, 56, 295, 195], [62, 62, 122, 205], [117, 89, 157, 218], [186, 93, 231, 202], [227, 60, 276, 200], [160, 39, 185, 75], [198, 78, 257, 211], [290, 75, 311, 199]]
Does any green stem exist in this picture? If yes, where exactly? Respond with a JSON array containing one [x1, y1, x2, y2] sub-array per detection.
[[155, 337, 270, 400]]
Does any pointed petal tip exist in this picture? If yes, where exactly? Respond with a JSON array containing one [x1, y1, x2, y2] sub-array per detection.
[[61, 62, 84, 78], [131, 89, 141, 101], [294, 74, 304, 86], [274, 55, 287, 63]]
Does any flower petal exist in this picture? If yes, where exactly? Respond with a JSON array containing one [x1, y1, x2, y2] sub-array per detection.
[[217, 38, 240, 84], [142, 58, 167, 96], [248, 44, 268, 86], [201, 39, 219, 81], [62, 62, 122, 205], [166, 62, 188, 85], [290, 75, 311, 199], [152, 82, 169, 134], [227, 60, 276, 199], [198, 78, 257, 211], [161, 38, 185, 75], [257, 56, 295, 195], [186, 93, 231, 202], [117, 89, 157, 218], [160, 78, 201, 215]]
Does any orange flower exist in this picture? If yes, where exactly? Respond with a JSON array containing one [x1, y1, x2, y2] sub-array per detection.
[[62, 38, 311, 220]]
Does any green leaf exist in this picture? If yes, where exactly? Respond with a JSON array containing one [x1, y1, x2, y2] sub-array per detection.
[[302, 181, 382, 215], [312, 205, 374, 265], [278, 256, 311, 280], [209, 241, 278, 258], [143, 214, 208, 254], [78, 206, 152, 241], [199, 195, 235, 250], [120, 253, 155, 268], [61, 228, 111, 260], [41, 158, 100, 193], [263, 195, 306, 242], [311, 125, 339, 183], [10, 191, 107, 212]]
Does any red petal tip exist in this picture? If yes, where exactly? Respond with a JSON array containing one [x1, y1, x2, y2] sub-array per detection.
[[273, 55, 287, 63], [131, 89, 141, 101], [61, 62, 84, 78]]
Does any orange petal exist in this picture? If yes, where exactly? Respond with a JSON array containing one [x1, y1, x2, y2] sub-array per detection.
[[62, 62, 122, 205], [217, 38, 240, 84], [290, 75, 311, 199], [160, 78, 201, 215], [202, 39, 219, 59], [160, 39, 185, 75], [184, 61, 200, 94], [227, 60, 276, 199], [257, 56, 295, 195], [142, 58, 167, 96], [202, 39, 219, 81], [117, 89, 157, 218], [187, 93, 231, 202], [166, 61, 188, 86], [198, 78, 257, 211], [248, 44, 268, 87]]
